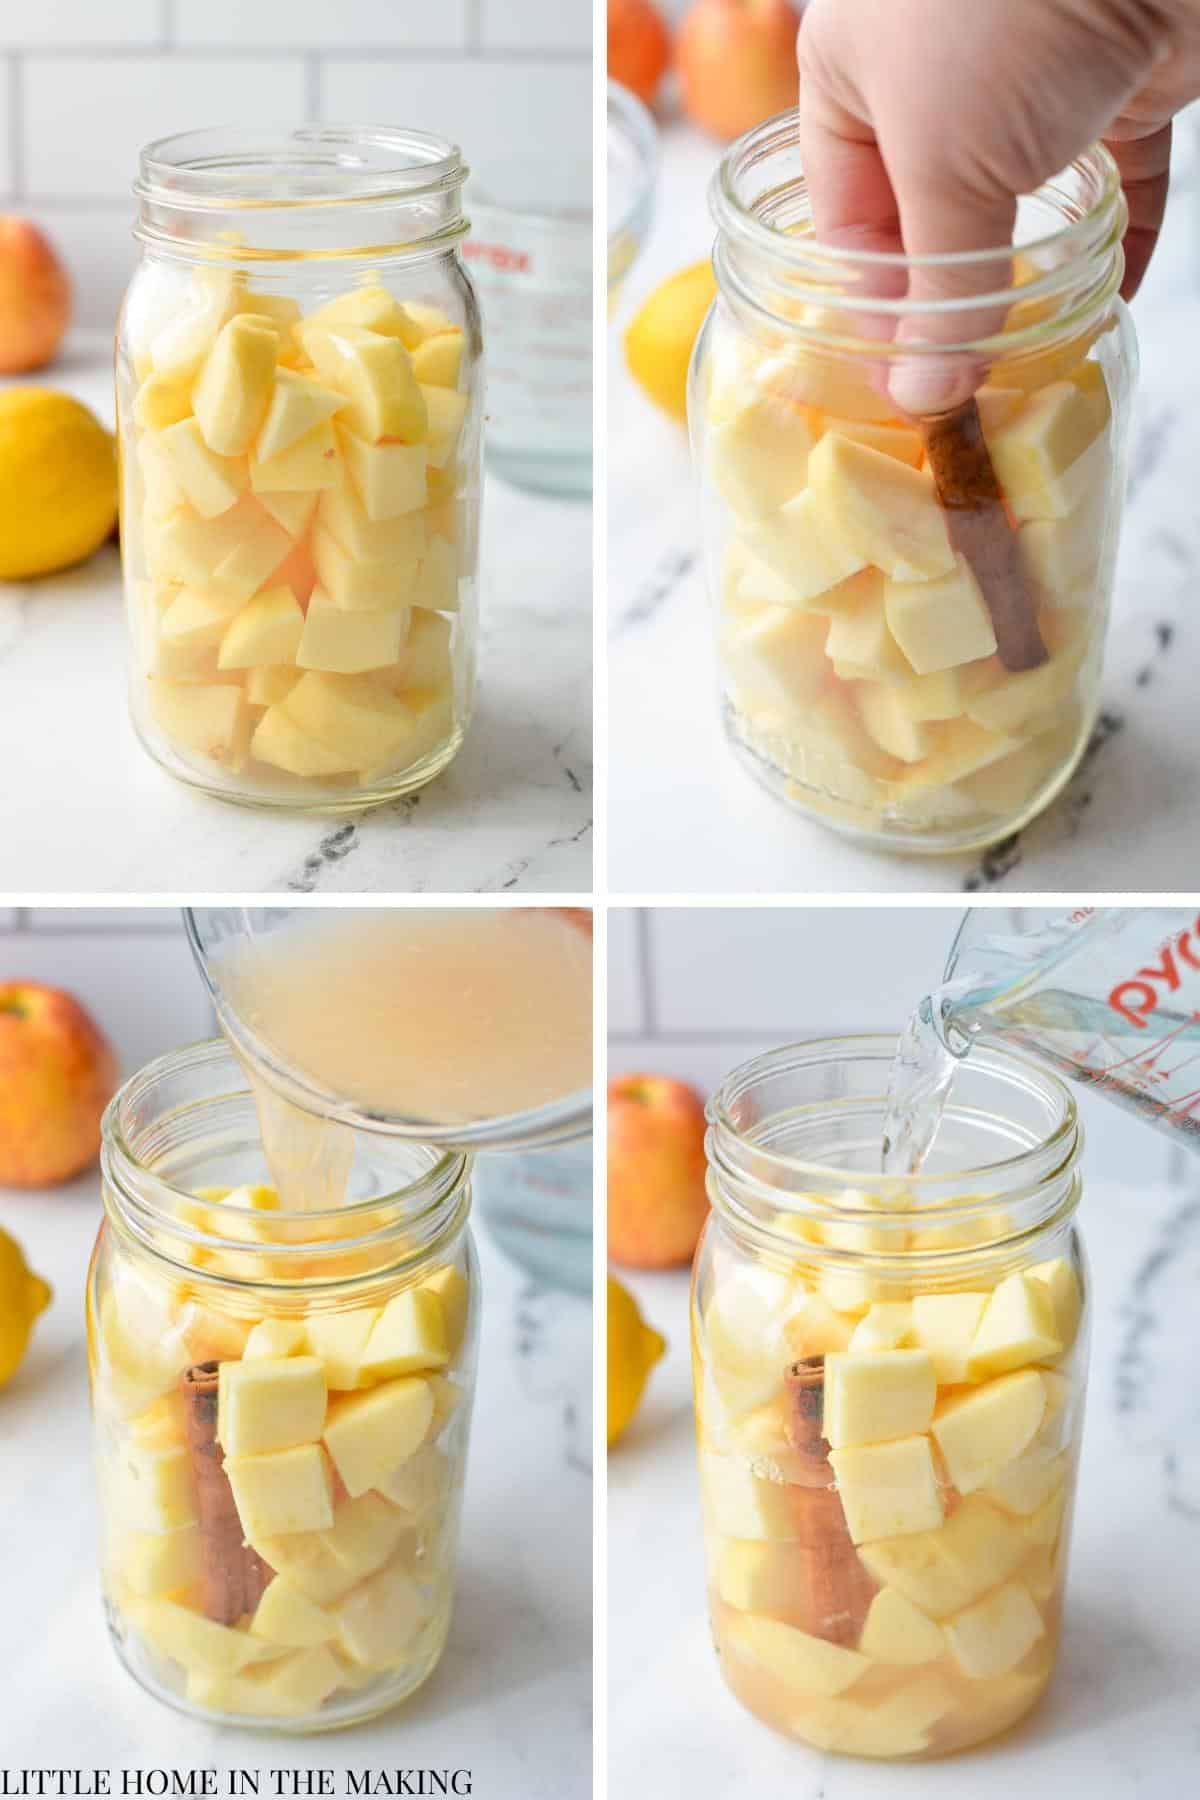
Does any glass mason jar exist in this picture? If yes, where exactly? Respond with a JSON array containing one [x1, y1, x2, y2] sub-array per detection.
[[692, 1037, 1087, 1759], [87, 1040, 479, 1731], [689, 117, 1137, 853], [117, 126, 483, 811]]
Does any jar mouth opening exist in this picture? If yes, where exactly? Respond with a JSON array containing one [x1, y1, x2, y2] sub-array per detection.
[[136, 124, 467, 211], [101, 1039, 469, 1283], [708, 1033, 1078, 1197]]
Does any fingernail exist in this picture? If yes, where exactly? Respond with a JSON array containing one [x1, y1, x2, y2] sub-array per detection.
[[888, 360, 975, 418]]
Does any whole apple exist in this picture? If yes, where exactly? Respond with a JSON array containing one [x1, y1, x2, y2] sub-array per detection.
[[0, 983, 118, 1187], [678, 0, 801, 142], [0, 217, 71, 374], [608, 1073, 710, 1269]]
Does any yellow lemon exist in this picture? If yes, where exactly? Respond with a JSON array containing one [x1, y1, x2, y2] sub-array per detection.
[[624, 259, 718, 422], [607, 1274, 666, 1447], [0, 387, 117, 579], [0, 1226, 52, 1387]]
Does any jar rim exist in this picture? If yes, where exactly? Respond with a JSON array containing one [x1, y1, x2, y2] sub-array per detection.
[[708, 1032, 1079, 1195], [135, 123, 467, 211], [607, 78, 658, 256], [100, 1038, 470, 1292]]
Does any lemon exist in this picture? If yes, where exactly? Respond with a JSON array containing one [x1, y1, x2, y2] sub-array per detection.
[[0, 1226, 52, 1387], [0, 387, 117, 579], [623, 259, 718, 422], [607, 1274, 666, 1447]]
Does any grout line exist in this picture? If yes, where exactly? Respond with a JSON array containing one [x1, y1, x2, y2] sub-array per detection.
[[16, 196, 135, 209], [22, 917, 181, 934], [7, 55, 22, 201], [633, 909, 656, 1035], [3, 44, 589, 63], [608, 1028, 891, 1045], [305, 51, 320, 124]]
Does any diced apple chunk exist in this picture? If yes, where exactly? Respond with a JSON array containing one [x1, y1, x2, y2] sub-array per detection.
[[709, 390, 817, 517], [119, 1441, 197, 1533], [250, 418, 341, 493], [210, 507, 294, 604], [722, 602, 828, 717], [160, 419, 248, 518], [825, 576, 913, 683], [217, 1355, 327, 1457], [284, 671, 426, 769], [154, 585, 241, 679], [318, 484, 426, 560], [984, 377, 1111, 520], [849, 1302, 914, 1353], [411, 330, 464, 388], [698, 1451, 802, 1540], [312, 524, 417, 612], [859, 1587, 944, 1665], [256, 488, 319, 538], [148, 679, 253, 771], [884, 555, 998, 675], [225, 1442, 336, 1539], [823, 416, 923, 467], [412, 535, 459, 613], [858, 1497, 1026, 1618], [135, 1596, 276, 1675], [421, 1265, 468, 1356], [323, 1377, 435, 1497], [338, 426, 428, 520], [808, 433, 955, 580], [256, 367, 346, 462], [725, 1612, 871, 1697], [193, 315, 279, 456], [243, 1317, 308, 1359], [298, 585, 410, 675], [332, 1556, 427, 1669], [218, 585, 304, 669], [118, 1526, 201, 1598], [421, 385, 468, 467], [393, 609, 451, 690], [359, 1287, 449, 1382], [134, 371, 192, 433], [1027, 1257, 1082, 1349], [304, 285, 414, 340], [910, 1293, 989, 1384], [830, 1435, 944, 1543], [743, 486, 869, 602], [962, 642, 1084, 735], [250, 706, 359, 778], [251, 1578, 337, 1649], [305, 1308, 380, 1390], [987, 1451, 1068, 1518], [298, 323, 427, 444], [969, 1273, 1062, 1378], [944, 1580, 1044, 1678], [855, 682, 935, 763], [823, 1349, 937, 1448], [932, 1371, 1045, 1495], [324, 1491, 411, 1580]]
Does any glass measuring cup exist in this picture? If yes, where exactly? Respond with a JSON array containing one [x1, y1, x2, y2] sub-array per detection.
[[465, 156, 592, 498], [902, 908, 1200, 1158], [607, 80, 657, 313]]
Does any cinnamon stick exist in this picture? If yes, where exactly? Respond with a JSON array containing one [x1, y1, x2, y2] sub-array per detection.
[[180, 1361, 272, 1624], [781, 1357, 877, 1647], [921, 399, 1048, 672]]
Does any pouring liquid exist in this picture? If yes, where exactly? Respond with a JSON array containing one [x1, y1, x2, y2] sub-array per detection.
[[211, 908, 593, 1209]]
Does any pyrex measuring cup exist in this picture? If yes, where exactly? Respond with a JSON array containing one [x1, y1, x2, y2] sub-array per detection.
[[185, 907, 593, 1153], [931, 907, 1200, 1147], [465, 156, 592, 497]]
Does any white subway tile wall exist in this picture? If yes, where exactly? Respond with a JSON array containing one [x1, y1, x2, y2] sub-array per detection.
[[609, 907, 1173, 1185], [0, 908, 213, 1076], [0, 0, 592, 325]]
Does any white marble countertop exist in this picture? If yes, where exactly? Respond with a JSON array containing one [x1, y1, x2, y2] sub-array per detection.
[[609, 1173, 1200, 1795], [0, 1174, 592, 1788], [608, 121, 1200, 893], [0, 333, 592, 895]]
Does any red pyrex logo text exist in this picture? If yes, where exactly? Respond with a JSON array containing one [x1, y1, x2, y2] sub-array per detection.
[[464, 240, 531, 274], [1107, 915, 1200, 1027]]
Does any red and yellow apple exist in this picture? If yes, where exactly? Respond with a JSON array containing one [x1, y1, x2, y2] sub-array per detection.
[[0, 217, 71, 374], [608, 1073, 710, 1268], [608, 0, 672, 107], [678, 0, 801, 141], [0, 983, 118, 1187]]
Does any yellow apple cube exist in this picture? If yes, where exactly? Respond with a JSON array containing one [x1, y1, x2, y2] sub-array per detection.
[[896, 719, 1019, 801], [150, 279, 243, 383], [338, 426, 428, 520], [225, 1442, 335, 1539], [420, 1265, 468, 1357], [193, 315, 279, 456], [988, 1451, 1068, 1518], [397, 299, 457, 347], [311, 523, 417, 611], [1025, 1485, 1067, 1548], [859, 1586, 944, 1665], [298, 324, 427, 443], [304, 284, 413, 340], [251, 1577, 337, 1648], [932, 1371, 1046, 1495], [119, 1526, 201, 1598], [910, 1293, 989, 1383], [809, 433, 955, 581], [318, 482, 426, 559], [753, 331, 896, 424], [883, 556, 998, 675], [243, 1318, 308, 1360], [394, 608, 451, 690], [324, 1491, 411, 1582], [148, 679, 253, 771], [855, 682, 935, 764], [360, 1287, 449, 1382], [160, 418, 248, 518], [1018, 478, 1106, 595], [412, 535, 460, 614], [793, 1677, 956, 1757], [218, 586, 304, 670], [703, 1265, 808, 1417], [722, 602, 828, 716], [332, 1556, 427, 1669], [323, 1377, 435, 1497], [1027, 1257, 1082, 1349], [825, 578, 913, 682], [822, 1349, 937, 1448], [376, 1443, 449, 1517], [698, 1451, 802, 1541], [945, 1580, 1044, 1678], [255, 367, 345, 463], [969, 1273, 1062, 1378], [247, 1531, 359, 1607], [830, 1435, 944, 1543], [725, 1612, 870, 1697], [298, 585, 410, 675], [210, 509, 294, 603], [743, 485, 869, 601], [304, 1308, 381, 1389], [823, 415, 923, 468], [217, 1355, 327, 1457], [236, 291, 302, 333], [136, 1596, 275, 1675], [849, 1303, 914, 1353], [859, 1497, 1026, 1618], [411, 329, 464, 388], [250, 705, 358, 778], [284, 671, 420, 767], [421, 385, 467, 467], [256, 487, 319, 538], [245, 665, 303, 708], [984, 378, 1111, 520], [709, 389, 817, 517], [154, 585, 241, 678], [139, 435, 187, 518], [962, 644, 1083, 736], [250, 417, 342, 493], [884, 667, 964, 722], [238, 1644, 344, 1715], [134, 370, 192, 433]]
